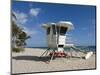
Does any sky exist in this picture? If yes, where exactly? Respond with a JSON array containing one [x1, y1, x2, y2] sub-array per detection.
[[12, 1, 96, 47]]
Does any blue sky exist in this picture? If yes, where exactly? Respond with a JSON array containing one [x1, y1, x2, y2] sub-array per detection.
[[12, 1, 96, 47]]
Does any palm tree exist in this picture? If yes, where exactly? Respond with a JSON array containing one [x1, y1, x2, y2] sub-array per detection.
[[12, 12, 30, 52], [12, 21, 22, 48], [12, 13, 19, 48], [17, 31, 30, 47]]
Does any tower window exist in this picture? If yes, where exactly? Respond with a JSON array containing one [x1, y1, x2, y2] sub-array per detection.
[[60, 27, 67, 35], [52, 25, 56, 34], [47, 27, 50, 35]]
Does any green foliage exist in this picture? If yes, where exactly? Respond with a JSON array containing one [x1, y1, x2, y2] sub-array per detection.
[[12, 21, 21, 37], [12, 12, 31, 52], [12, 47, 24, 52]]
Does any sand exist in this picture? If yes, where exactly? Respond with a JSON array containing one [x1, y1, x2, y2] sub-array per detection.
[[12, 48, 96, 74]]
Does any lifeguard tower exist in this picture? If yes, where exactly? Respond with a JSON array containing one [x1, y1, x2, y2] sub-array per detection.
[[40, 21, 74, 62], [42, 21, 74, 51], [40, 21, 93, 63]]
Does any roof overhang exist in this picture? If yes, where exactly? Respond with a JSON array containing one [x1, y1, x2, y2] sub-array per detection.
[[42, 21, 74, 31]]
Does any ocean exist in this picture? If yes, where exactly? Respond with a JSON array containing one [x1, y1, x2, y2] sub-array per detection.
[[27, 46, 96, 52]]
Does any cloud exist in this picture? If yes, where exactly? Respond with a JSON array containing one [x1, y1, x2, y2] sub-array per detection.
[[23, 26, 38, 35], [29, 8, 41, 16], [14, 11, 28, 25], [13, 10, 39, 36]]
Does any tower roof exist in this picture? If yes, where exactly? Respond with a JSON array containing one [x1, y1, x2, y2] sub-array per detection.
[[42, 21, 74, 31]]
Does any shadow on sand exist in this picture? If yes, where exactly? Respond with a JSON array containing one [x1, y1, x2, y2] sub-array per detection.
[[12, 55, 84, 62], [12, 56, 53, 62]]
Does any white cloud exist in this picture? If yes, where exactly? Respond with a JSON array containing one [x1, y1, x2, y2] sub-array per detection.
[[14, 11, 28, 25], [13, 10, 39, 36], [29, 8, 40, 16], [23, 27, 38, 35]]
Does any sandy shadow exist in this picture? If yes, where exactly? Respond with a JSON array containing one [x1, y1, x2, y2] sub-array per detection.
[[12, 55, 52, 62], [12, 55, 84, 62], [71, 56, 84, 58]]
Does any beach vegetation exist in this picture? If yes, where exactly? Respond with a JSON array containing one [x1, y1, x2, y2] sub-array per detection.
[[12, 12, 30, 52], [12, 47, 24, 52]]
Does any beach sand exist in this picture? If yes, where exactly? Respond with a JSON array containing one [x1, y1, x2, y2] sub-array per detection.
[[12, 48, 96, 74]]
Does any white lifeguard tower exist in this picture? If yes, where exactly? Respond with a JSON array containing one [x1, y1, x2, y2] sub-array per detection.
[[42, 21, 74, 52], [40, 21, 74, 62], [40, 21, 93, 63]]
